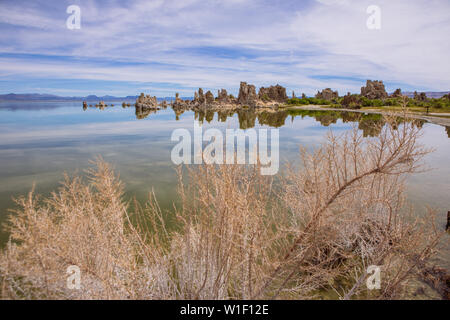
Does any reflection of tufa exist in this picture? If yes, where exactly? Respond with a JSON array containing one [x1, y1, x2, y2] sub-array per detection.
[[82, 100, 115, 109]]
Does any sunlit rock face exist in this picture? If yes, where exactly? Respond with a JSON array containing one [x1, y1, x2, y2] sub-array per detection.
[[197, 88, 205, 104], [361, 80, 388, 100], [168, 82, 291, 113], [205, 90, 214, 104], [217, 89, 229, 103], [172, 92, 190, 110], [391, 88, 402, 98], [258, 84, 288, 103], [315, 88, 338, 101], [237, 82, 258, 106], [136, 93, 158, 108]]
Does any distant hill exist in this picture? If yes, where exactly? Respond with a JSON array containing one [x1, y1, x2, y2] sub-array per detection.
[[2, 91, 448, 102], [401, 91, 450, 98], [0, 93, 139, 101]]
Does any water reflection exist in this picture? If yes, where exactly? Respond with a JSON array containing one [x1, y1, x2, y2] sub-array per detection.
[[83, 104, 446, 138], [193, 109, 427, 138], [1, 101, 78, 111], [136, 105, 158, 119]]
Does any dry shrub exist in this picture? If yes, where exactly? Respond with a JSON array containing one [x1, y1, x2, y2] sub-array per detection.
[[0, 160, 174, 299], [169, 162, 283, 299], [0, 160, 136, 298], [0, 115, 445, 300]]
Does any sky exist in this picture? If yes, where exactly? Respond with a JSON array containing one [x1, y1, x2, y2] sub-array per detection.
[[0, 0, 449, 97]]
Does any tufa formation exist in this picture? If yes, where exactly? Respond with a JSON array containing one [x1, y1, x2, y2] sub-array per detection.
[[361, 80, 388, 100], [315, 88, 339, 101]]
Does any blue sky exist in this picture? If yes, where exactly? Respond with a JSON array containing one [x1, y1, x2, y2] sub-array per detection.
[[0, 0, 449, 97]]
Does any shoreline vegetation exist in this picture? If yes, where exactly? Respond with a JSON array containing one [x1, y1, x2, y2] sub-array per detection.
[[1, 112, 449, 299]]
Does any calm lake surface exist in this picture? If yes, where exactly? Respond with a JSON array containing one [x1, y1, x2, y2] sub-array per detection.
[[0, 101, 449, 266]]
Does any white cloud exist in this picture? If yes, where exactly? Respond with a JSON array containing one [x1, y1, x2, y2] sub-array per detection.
[[0, 0, 448, 96], [315, 0, 349, 5], [291, 0, 450, 90]]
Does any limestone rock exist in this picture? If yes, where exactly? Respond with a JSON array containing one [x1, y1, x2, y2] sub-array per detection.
[[391, 88, 402, 97], [237, 82, 257, 106], [205, 90, 214, 104], [96, 101, 107, 108], [136, 93, 158, 108], [172, 92, 190, 110], [198, 88, 205, 104], [315, 88, 338, 101], [258, 84, 288, 103], [361, 80, 388, 100], [217, 89, 229, 103]]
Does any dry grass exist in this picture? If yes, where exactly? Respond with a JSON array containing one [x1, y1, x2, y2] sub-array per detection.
[[0, 114, 445, 300]]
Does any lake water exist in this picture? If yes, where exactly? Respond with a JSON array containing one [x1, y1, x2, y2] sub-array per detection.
[[0, 101, 449, 266]]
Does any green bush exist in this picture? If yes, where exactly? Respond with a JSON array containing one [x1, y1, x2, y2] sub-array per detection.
[[287, 98, 307, 105], [288, 94, 450, 110], [359, 97, 384, 107], [287, 97, 332, 105]]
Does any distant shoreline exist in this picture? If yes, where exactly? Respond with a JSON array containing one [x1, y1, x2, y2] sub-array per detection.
[[0, 94, 181, 102], [1, 91, 449, 102]]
